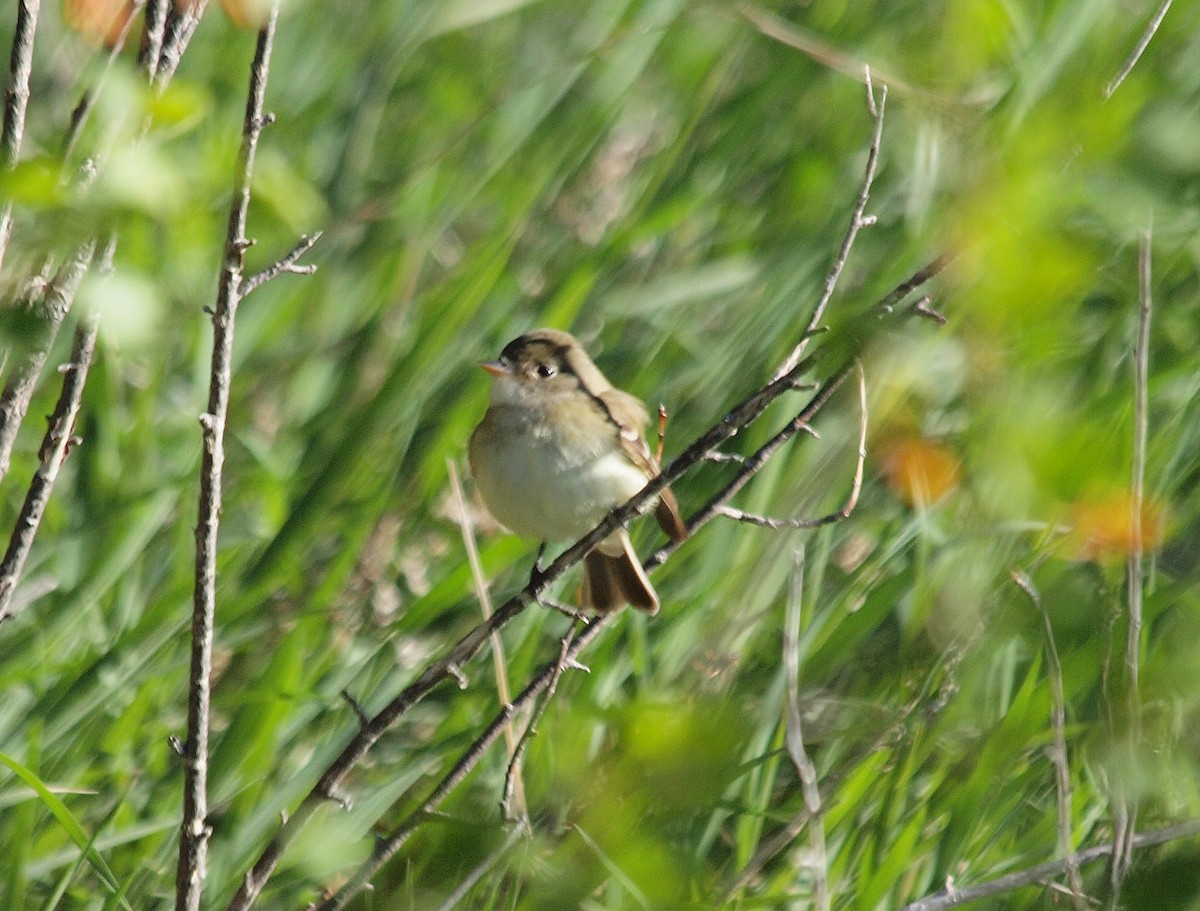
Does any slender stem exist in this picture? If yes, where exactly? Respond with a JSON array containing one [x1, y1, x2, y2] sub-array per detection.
[[773, 74, 886, 381], [0, 0, 41, 272], [897, 818, 1200, 911], [0, 314, 99, 626], [138, 0, 170, 77], [175, 9, 279, 911], [0, 242, 95, 482]]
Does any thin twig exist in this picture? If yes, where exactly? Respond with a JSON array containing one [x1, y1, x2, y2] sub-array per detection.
[[774, 74, 886, 381], [896, 818, 1200, 911], [0, 313, 99, 625], [1104, 0, 1174, 98], [138, 0, 170, 78], [0, 241, 96, 482], [502, 620, 582, 823], [783, 548, 829, 911], [225, 106, 935, 911], [155, 0, 212, 90], [0, 0, 41, 272], [447, 458, 526, 825], [1011, 572, 1087, 911], [240, 232, 322, 296], [176, 9, 279, 911], [873, 256, 948, 314], [717, 364, 867, 530]]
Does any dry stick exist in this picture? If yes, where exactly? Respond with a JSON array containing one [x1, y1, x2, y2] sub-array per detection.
[[138, 0, 170, 78], [312, 368, 862, 911], [0, 0, 40, 273], [1110, 229, 1152, 903], [227, 90, 898, 911], [502, 619, 582, 821], [155, 0, 211, 89], [717, 364, 866, 530], [1011, 572, 1087, 911], [783, 547, 829, 911], [175, 10, 279, 911], [446, 458, 527, 824], [0, 314, 98, 626], [241, 232, 322, 295], [774, 70, 885, 381], [0, 243, 95, 481], [1104, 0, 1174, 98], [896, 818, 1200, 911]]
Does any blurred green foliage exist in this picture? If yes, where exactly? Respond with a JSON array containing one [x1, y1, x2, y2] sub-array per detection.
[[1, 0, 1199, 909]]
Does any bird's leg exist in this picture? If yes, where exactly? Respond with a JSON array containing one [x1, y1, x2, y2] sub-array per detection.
[[528, 542, 548, 589]]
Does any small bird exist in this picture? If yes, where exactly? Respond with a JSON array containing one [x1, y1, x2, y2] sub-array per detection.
[[469, 329, 687, 613]]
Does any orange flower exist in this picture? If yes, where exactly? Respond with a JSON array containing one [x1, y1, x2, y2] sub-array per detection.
[[1071, 492, 1167, 560], [880, 437, 961, 507]]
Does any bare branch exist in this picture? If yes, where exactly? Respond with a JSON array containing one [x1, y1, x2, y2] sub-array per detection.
[[897, 818, 1200, 911], [774, 75, 886, 380], [155, 1, 212, 90], [1011, 571, 1087, 911], [0, 241, 96, 482], [176, 9, 279, 911], [1105, 0, 1174, 98], [502, 621, 581, 824], [138, 0, 170, 77], [0, 0, 41, 271], [783, 548, 829, 911], [0, 314, 99, 625], [240, 232, 323, 296], [873, 256, 949, 314], [716, 364, 867, 531]]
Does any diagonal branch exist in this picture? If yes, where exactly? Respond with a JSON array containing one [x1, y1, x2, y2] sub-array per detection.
[[774, 71, 886, 380], [897, 818, 1200, 911], [176, 9, 280, 911], [0, 242, 96, 482], [240, 232, 322, 296], [0, 0, 41, 272], [0, 313, 99, 626]]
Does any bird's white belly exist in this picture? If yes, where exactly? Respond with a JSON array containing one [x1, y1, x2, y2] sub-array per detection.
[[475, 432, 647, 545]]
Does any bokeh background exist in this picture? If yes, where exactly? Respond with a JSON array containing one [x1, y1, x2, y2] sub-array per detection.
[[1, 0, 1199, 908]]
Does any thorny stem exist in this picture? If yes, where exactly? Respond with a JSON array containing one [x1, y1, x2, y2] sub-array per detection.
[[176, 9, 280, 911], [0, 0, 40, 272], [0, 314, 99, 625]]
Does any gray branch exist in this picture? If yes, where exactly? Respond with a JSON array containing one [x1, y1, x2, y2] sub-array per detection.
[[175, 9, 280, 911], [0, 313, 99, 626], [0, 0, 41, 271]]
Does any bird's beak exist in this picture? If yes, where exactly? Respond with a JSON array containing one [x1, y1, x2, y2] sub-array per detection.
[[480, 360, 510, 377]]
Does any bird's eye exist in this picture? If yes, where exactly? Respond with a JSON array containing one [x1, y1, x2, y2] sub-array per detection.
[[536, 363, 557, 378]]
